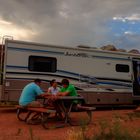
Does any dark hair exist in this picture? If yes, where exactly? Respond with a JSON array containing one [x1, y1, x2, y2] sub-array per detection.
[[61, 79, 69, 85], [50, 79, 56, 86], [34, 79, 41, 83]]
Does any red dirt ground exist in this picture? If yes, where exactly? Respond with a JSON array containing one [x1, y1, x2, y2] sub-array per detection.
[[0, 107, 140, 140]]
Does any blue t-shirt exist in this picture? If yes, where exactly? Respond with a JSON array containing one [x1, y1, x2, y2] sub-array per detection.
[[19, 82, 43, 106]]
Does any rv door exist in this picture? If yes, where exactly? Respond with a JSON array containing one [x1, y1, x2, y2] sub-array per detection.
[[0, 44, 5, 100], [133, 59, 140, 96]]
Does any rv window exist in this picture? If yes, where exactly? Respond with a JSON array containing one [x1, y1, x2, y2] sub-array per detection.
[[116, 64, 129, 73], [28, 56, 57, 72]]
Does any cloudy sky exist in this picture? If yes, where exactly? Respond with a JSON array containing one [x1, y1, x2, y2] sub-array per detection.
[[0, 0, 140, 51]]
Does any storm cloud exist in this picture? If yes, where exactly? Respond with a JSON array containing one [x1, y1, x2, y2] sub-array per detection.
[[0, 0, 140, 50]]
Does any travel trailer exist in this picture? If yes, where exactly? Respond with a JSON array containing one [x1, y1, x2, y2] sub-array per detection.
[[0, 39, 140, 106]]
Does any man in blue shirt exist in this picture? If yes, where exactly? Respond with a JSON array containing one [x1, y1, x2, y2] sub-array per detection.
[[19, 79, 47, 107]]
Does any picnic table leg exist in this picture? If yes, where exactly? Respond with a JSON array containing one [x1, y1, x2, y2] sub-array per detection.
[[17, 108, 31, 122], [26, 112, 43, 124], [41, 112, 65, 129], [25, 111, 33, 122], [29, 112, 41, 120], [55, 101, 74, 124], [64, 103, 74, 124], [17, 108, 24, 121], [41, 112, 50, 129], [52, 100, 66, 121]]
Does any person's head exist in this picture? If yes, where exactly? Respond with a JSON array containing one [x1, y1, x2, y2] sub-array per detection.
[[50, 79, 58, 87], [61, 79, 69, 88], [34, 79, 41, 86]]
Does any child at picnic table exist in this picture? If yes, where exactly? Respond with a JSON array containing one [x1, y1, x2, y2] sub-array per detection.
[[47, 79, 60, 95]]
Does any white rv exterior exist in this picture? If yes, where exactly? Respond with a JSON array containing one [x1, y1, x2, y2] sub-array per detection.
[[0, 39, 140, 105]]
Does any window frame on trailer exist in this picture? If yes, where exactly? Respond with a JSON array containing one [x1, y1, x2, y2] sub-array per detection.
[[28, 55, 57, 72], [115, 64, 130, 73]]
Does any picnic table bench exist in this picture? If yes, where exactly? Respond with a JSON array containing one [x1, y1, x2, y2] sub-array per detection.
[[16, 96, 96, 129], [16, 105, 58, 128]]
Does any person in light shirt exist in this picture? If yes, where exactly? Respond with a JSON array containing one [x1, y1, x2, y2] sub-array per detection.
[[47, 79, 60, 95]]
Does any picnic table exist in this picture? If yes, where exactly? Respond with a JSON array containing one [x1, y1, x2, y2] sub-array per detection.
[[16, 95, 96, 129]]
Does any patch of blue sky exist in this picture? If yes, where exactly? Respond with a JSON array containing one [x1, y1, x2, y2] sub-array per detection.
[[108, 20, 140, 36]]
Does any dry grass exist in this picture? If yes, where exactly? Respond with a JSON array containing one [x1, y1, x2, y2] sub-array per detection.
[[66, 112, 140, 140]]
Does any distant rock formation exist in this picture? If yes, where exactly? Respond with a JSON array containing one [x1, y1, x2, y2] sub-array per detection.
[[100, 45, 140, 54], [100, 45, 117, 51], [117, 49, 127, 52], [77, 44, 140, 54], [128, 49, 140, 54]]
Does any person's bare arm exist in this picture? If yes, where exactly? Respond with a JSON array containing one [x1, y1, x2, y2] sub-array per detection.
[[47, 88, 52, 94], [38, 92, 51, 98], [57, 91, 69, 96]]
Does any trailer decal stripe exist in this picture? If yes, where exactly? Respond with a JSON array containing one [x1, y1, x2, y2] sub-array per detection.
[[6, 71, 132, 87], [7, 65, 27, 69], [7, 47, 64, 55]]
